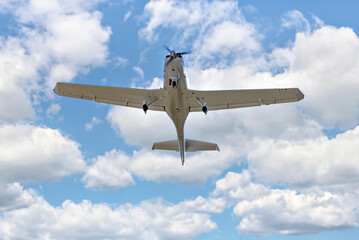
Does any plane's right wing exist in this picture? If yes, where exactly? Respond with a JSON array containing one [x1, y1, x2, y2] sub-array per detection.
[[185, 88, 304, 112]]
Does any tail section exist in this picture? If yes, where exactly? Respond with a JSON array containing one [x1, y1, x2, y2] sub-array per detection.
[[152, 139, 220, 165], [185, 139, 220, 152], [152, 140, 179, 151]]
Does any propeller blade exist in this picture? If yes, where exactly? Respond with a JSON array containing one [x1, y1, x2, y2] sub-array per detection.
[[163, 45, 171, 53], [177, 51, 191, 55]]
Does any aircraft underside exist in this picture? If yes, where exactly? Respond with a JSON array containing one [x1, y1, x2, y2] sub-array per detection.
[[53, 49, 304, 165]]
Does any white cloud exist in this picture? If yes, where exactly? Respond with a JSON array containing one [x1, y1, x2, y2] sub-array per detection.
[[140, 0, 202, 42], [0, 183, 37, 211], [286, 26, 359, 129], [123, 9, 132, 22], [235, 189, 358, 235], [281, 10, 311, 32], [212, 171, 359, 236], [248, 126, 359, 191], [213, 170, 270, 202], [83, 149, 135, 189], [83, 147, 237, 188], [85, 116, 103, 131], [128, 148, 237, 185], [140, 0, 261, 66], [0, 38, 39, 123], [0, 124, 86, 183], [114, 56, 129, 67], [133, 66, 144, 79], [194, 20, 261, 63], [0, 197, 217, 240], [107, 107, 174, 148], [179, 196, 226, 214], [0, 0, 111, 123], [46, 103, 61, 117]]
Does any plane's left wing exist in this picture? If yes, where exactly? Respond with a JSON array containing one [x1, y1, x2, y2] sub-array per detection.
[[185, 88, 304, 112], [53, 82, 165, 111]]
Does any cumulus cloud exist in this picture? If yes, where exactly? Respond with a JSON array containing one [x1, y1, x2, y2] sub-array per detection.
[[287, 26, 359, 129], [213, 171, 359, 236], [0, 124, 86, 183], [83, 147, 237, 189], [17, 1, 111, 88], [0, 0, 111, 123], [0, 197, 217, 240], [235, 190, 358, 235], [140, 0, 261, 66], [248, 126, 359, 191], [0, 183, 37, 211], [83, 149, 135, 189], [0, 38, 39, 122]]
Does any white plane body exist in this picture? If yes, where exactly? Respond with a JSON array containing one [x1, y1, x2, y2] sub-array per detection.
[[54, 50, 304, 165]]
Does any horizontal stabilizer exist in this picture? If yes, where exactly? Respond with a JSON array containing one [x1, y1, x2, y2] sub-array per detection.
[[152, 140, 179, 151], [185, 139, 220, 152], [152, 139, 220, 152]]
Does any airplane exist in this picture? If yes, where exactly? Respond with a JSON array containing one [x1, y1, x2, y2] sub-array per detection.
[[53, 48, 304, 165]]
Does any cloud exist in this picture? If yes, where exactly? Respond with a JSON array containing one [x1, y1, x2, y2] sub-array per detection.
[[46, 103, 61, 117], [133, 66, 144, 79], [85, 116, 103, 131], [0, 197, 217, 240], [213, 171, 359, 236], [0, 183, 37, 211], [83, 147, 237, 189], [83, 149, 135, 189], [247, 126, 359, 191], [140, 0, 261, 66], [0, 0, 111, 123], [114, 56, 129, 67], [234, 189, 358, 235], [285, 26, 359, 129], [0, 38, 39, 123], [107, 107, 174, 148], [123, 9, 132, 22], [281, 10, 311, 32], [0, 124, 86, 183], [213, 170, 270, 202]]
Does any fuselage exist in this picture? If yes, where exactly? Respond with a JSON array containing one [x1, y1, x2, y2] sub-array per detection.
[[163, 52, 189, 164]]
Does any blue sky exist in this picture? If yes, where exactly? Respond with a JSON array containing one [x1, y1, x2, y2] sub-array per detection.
[[1, 0, 359, 239]]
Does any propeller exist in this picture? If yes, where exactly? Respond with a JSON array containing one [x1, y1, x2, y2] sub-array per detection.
[[163, 45, 191, 59]]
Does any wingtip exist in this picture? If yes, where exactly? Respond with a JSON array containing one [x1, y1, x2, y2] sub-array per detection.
[[53, 83, 60, 96], [298, 89, 304, 101]]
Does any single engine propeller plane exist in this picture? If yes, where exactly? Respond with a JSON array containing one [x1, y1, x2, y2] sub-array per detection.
[[54, 48, 304, 165]]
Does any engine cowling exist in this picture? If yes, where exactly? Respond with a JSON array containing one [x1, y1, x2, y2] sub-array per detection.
[[142, 100, 148, 114], [202, 102, 208, 115]]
